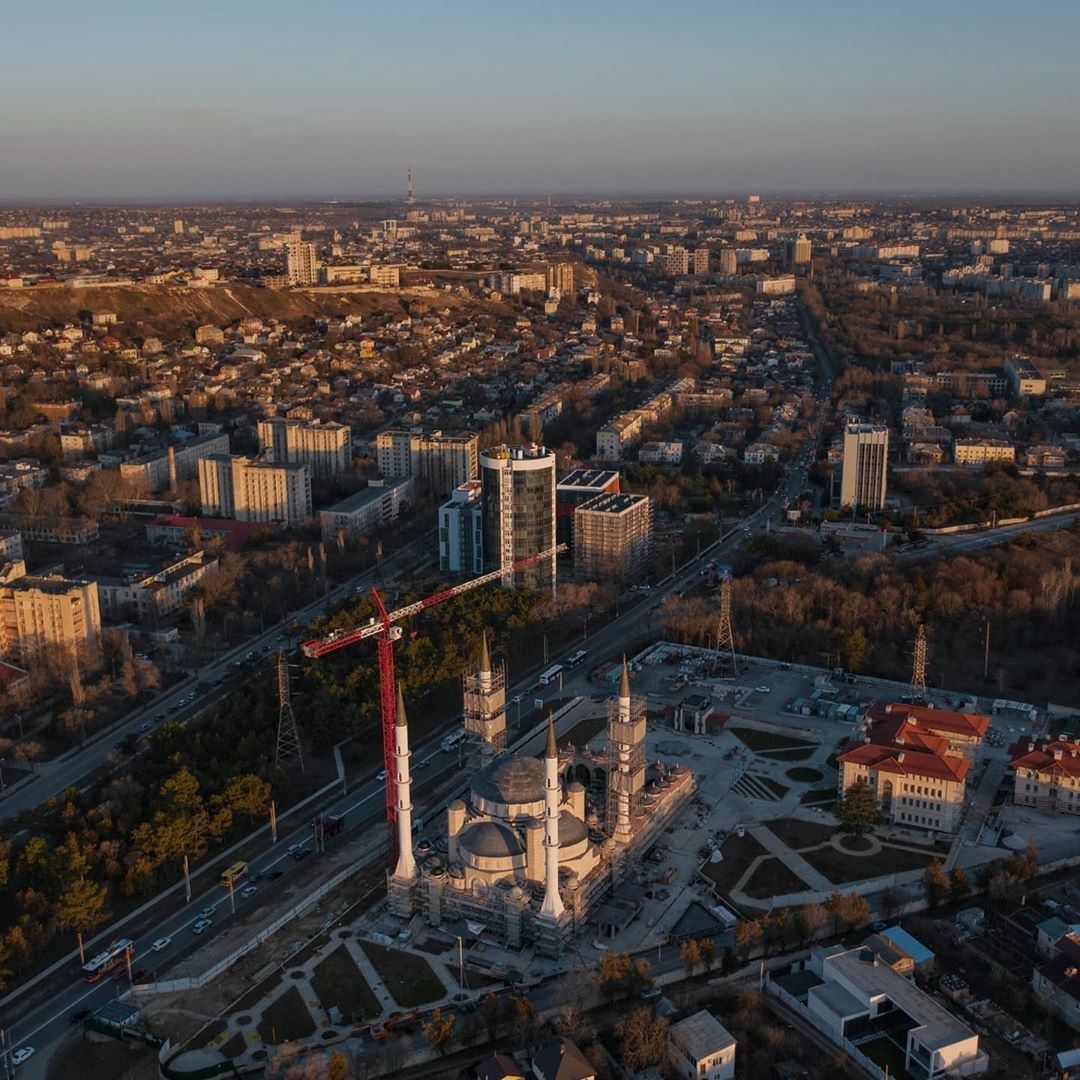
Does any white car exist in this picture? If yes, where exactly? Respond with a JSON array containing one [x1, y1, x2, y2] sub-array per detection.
[[239, 885, 257, 899], [197, 905, 215, 919], [192, 918, 212, 934], [755, 685, 770, 694], [376, 769, 388, 782], [151, 937, 172, 952], [287, 842, 304, 856], [11, 1048, 34, 1066]]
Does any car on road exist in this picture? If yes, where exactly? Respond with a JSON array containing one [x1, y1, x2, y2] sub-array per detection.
[[197, 905, 215, 919], [292, 847, 312, 861], [11, 1047, 34, 1066], [154, 713, 166, 722], [138, 722, 153, 734], [192, 918, 212, 934], [755, 685, 770, 694], [152, 937, 172, 952], [68, 1008, 91, 1024], [375, 769, 388, 781], [287, 842, 305, 856], [240, 885, 257, 899]]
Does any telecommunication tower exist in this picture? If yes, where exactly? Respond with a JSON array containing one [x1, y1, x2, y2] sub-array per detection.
[[711, 572, 739, 679], [910, 623, 928, 703], [407, 167, 414, 206], [275, 649, 304, 770]]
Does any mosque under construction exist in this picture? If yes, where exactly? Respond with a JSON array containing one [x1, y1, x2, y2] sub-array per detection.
[[386, 638, 695, 957]]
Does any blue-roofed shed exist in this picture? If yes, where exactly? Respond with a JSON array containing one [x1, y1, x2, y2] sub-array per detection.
[[880, 925, 935, 971]]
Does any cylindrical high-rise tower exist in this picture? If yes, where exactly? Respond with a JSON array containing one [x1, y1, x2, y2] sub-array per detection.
[[393, 682, 416, 882], [539, 714, 564, 919]]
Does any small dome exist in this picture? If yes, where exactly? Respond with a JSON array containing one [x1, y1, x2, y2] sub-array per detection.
[[558, 811, 588, 847], [472, 755, 545, 805], [459, 821, 525, 859]]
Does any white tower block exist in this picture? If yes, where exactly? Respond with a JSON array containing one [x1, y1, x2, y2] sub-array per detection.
[[539, 713, 564, 919], [393, 682, 416, 881]]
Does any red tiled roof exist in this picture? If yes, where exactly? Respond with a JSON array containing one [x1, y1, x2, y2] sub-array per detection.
[[871, 700, 990, 739], [838, 740, 970, 783], [0, 661, 29, 687], [1010, 739, 1080, 779]]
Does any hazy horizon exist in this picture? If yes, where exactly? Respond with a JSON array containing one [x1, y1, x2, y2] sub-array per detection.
[[4, 0, 1079, 202]]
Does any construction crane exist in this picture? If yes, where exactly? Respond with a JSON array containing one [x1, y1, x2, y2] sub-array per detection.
[[301, 544, 566, 838]]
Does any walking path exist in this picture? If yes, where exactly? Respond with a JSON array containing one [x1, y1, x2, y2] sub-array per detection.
[[749, 825, 833, 892]]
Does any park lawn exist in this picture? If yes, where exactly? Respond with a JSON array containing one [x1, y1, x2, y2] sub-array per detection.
[[220, 1033, 246, 1060], [760, 777, 790, 799], [760, 747, 816, 761], [730, 727, 815, 753], [801, 843, 934, 886], [257, 986, 316, 1044], [700, 832, 770, 898], [763, 818, 836, 849], [800, 787, 837, 806], [190, 1019, 228, 1049], [311, 946, 382, 1022], [741, 857, 811, 900], [233, 970, 283, 1013], [360, 941, 446, 1008], [787, 767, 824, 783]]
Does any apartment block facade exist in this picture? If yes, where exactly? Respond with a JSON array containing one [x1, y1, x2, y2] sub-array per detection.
[[198, 454, 312, 526], [573, 492, 652, 581], [0, 572, 102, 666], [376, 429, 479, 497], [438, 479, 484, 574], [257, 417, 351, 480], [840, 422, 889, 510]]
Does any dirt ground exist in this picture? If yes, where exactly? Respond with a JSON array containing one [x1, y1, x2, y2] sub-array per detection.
[[48, 1034, 159, 1080]]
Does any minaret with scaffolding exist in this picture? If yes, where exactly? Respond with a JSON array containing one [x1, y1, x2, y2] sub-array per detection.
[[910, 623, 928, 703], [605, 658, 646, 845], [275, 650, 303, 770], [462, 631, 507, 751], [711, 572, 739, 679]]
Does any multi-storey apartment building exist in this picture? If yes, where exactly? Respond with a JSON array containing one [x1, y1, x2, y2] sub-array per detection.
[[438, 479, 484, 574], [93, 550, 218, 624], [285, 240, 318, 286], [555, 468, 620, 549], [0, 571, 102, 667], [1010, 738, 1080, 815], [573, 492, 652, 581], [318, 477, 414, 542], [118, 432, 230, 494], [1005, 354, 1047, 397], [375, 429, 478, 497], [479, 444, 556, 591], [257, 417, 351, 481], [198, 454, 312, 526], [840, 422, 889, 510]]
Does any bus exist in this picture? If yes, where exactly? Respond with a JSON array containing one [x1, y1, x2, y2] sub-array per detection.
[[440, 729, 467, 753], [565, 650, 588, 669], [220, 861, 248, 888], [82, 938, 134, 983], [538, 664, 564, 686]]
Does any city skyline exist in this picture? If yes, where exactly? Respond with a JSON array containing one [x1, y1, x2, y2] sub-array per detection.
[[2, 0, 1079, 200]]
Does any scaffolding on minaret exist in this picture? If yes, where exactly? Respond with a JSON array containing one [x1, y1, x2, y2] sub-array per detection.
[[909, 623, 928, 704], [462, 630, 507, 752], [605, 661, 646, 844], [275, 649, 304, 771], [711, 572, 739, 679]]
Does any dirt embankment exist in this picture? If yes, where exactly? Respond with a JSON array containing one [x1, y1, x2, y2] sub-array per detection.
[[0, 282, 487, 337]]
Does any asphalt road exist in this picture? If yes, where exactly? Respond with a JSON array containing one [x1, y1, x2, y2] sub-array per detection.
[[899, 510, 1080, 562], [0, 544, 430, 822]]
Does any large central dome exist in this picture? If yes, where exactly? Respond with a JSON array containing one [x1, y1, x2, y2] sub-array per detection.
[[472, 755, 545, 806]]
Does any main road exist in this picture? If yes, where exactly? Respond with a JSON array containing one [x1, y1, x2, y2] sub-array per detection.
[[0, 543, 431, 821]]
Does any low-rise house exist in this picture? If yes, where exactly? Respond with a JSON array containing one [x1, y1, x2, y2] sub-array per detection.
[[668, 1009, 736, 1080], [530, 1037, 595, 1080], [1034, 931, 1080, 1030]]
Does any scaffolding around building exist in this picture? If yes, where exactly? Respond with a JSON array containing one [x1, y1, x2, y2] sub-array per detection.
[[605, 692, 647, 841], [462, 655, 507, 751]]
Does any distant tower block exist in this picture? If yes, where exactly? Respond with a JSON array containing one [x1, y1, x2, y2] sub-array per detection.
[[712, 572, 739, 679], [910, 623, 929, 703], [462, 631, 507, 750], [407, 167, 414, 207], [606, 658, 646, 845], [275, 650, 303, 771]]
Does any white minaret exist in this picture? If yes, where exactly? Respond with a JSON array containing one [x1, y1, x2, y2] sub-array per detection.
[[393, 682, 416, 881], [539, 713, 564, 919]]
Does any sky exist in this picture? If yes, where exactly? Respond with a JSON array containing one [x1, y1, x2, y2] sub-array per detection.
[[2, 0, 1079, 202]]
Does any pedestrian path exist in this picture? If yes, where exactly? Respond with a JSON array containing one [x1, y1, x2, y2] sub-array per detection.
[[749, 825, 832, 892]]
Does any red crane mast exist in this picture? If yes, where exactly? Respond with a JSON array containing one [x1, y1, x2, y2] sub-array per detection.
[[301, 544, 566, 836]]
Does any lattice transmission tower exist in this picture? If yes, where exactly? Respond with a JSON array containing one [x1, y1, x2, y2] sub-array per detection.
[[711, 573, 739, 679], [275, 649, 304, 771], [909, 623, 928, 703]]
